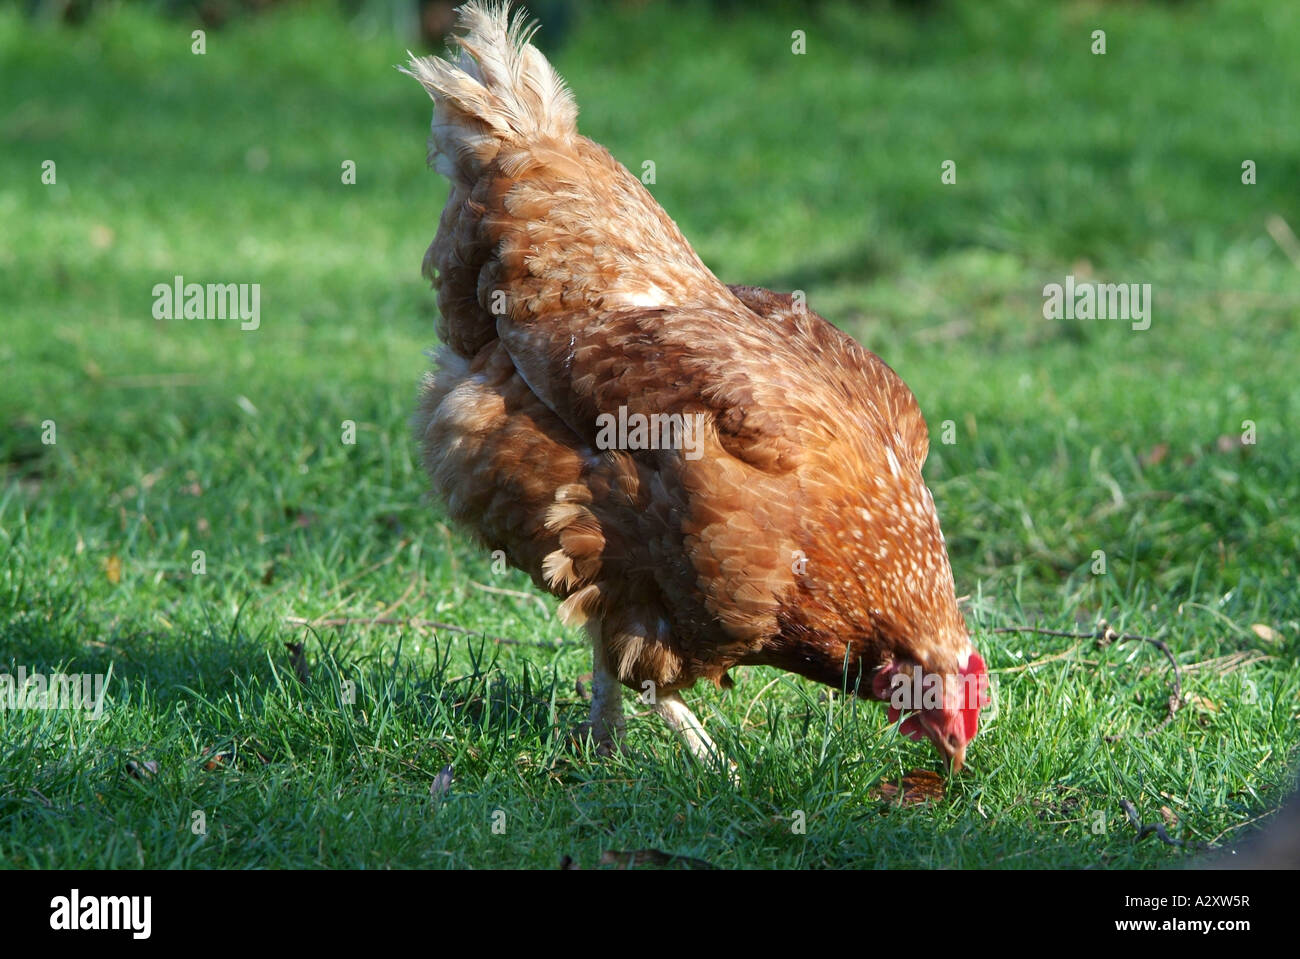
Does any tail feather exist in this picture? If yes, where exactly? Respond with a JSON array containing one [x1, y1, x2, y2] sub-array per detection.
[[402, 2, 577, 183], [403, 0, 738, 366]]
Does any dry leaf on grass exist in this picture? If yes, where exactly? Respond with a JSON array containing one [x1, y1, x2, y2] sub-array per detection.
[[872, 768, 946, 804], [202, 752, 231, 771], [1250, 624, 1282, 645]]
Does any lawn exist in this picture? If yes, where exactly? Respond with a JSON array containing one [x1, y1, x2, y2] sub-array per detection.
[[1, 0, 1298, 869]]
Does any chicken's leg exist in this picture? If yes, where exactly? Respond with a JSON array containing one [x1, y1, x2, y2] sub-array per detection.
[[653, 691, 738, 782], [582, 640, 625, 755]]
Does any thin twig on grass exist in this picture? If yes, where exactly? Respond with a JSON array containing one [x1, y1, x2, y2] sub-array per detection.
[[283, 615, 577, 650], [989, 619, 1183, 739], [1205, 807, 1279, 847], [469, 580, 552, 617], [990, 641, 1085, 675], [1120, 799, 1186, 848]]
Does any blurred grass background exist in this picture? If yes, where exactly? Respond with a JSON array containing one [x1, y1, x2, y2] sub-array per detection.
[[1, 0, 1298, 868]]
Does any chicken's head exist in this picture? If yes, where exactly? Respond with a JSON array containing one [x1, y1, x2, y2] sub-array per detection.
[[871, 644, 989, 772]]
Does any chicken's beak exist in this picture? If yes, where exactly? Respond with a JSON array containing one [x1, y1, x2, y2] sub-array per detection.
[[919, 712, 968, 774], [947, 739, 967, 774]]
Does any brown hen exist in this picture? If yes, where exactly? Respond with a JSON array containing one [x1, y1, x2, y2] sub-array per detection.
[[404, 2, 988, 772]]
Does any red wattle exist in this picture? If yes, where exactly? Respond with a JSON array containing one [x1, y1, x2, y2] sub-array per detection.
[[961, 651, 989, 740], [899, 715, 925, 741]]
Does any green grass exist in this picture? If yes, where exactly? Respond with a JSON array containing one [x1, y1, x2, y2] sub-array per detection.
[[2, 0, 1298, 868]]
